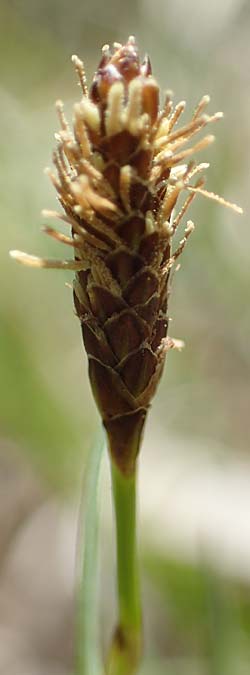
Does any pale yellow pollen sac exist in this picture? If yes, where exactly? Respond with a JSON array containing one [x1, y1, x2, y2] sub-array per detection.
[[154, 134, 170, 151], [73, 175, 119, 219], [56, 130, 80, 169], [44, 166, 62, 193], [164, 337, 185, 352], [155, 91, 173, 131], [57, 143, 69, 173], [105, 82, 125, 137], [86, 189, 118, 216], [79, 97, 101, 134], [102, 43, 110, 56], [145, 210, 155, 234], [169, 116, 208, 144], [10, 251, 45, 267], [166, 219, 195, 270], [166, 134, 215, 168], [124, 78, 143, 135], [169, 133, 201, 155], [119, 165, 133, 212], [192, 94, 210, 121], [67, 142, 82, 167], [155, 113, 215, 162], [74, 200, 89, 218], [172, 191, 197, 234], [154, 102, 222, 167], [155, 117, 170, 141], [46, 200, 111, 251], [169, 164, 188, 183], [186, 162, 210, 180], [52, 150, 69, 189], [80, 159, 103, 184], [153, 148, 173, 166], [42, 225, 82, 249], [82, 164, 116, 202], [185, 220, 195, 235], [91, 152, 105, 173], [207, 111, 223, 124], [41, 209, 75, 227], [161, 220, 174, 238], [55, 99, 69, 131], [73, 103, 92, 159], [57, 128, 75, 145], [150, 165, 162, 184], [86, 185, 117, 215], [71, 177, 93, 213], [168, 100, 186, 133], [160, 181, 184, 223], [71, 54, 88, 97], [9, 250, 85, 271], [186, 185, 243, 214], [137, 112, 150, 138]]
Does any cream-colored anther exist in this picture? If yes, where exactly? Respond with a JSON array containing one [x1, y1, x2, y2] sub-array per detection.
[[124, 78, 143, 135], [160, 181, 184, 222], [79, 98, 100, 134], [106, 82, 125, 136], [71, 54, 88, 97], [119, 165, 132, 212], [73, 103, 92, 158], [55, 100, 69, 131], [145, 210, 155, 234], [193, 94, 210, 121], [9, 250, 85, 271], [155, 117, 170, 140], [168, 100, 186, 133]]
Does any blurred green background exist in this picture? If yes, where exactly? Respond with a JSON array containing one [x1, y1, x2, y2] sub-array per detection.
[[1, 1, 249, 673]]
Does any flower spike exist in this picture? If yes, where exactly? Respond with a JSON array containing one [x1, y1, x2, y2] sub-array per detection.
[[10, 37, 242, 474], [10, 37, 243, 675]]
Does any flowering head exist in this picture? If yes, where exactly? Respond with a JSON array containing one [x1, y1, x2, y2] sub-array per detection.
[[11, 37, 242, 474]]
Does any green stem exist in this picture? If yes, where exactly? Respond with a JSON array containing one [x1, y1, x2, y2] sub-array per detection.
[[76, 430, 104, 675], [107, 460, 142, 675]]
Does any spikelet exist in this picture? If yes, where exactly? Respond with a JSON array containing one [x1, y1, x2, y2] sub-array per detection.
[[11, 37, 242, 474]]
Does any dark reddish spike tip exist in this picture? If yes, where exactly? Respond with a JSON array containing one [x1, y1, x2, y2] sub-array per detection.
[[109, 39, 140, 83], [90, 64, 123, 103], [141, 54, 152, 77], [90, 38, 154, 103]]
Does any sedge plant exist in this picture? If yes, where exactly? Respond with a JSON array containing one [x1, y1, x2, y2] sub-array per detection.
[[10, 37, 242, 675]]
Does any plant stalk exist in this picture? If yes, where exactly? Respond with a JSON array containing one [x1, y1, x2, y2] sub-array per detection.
[[76, 431, 104, 675], [107, 460, 142, 675]]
